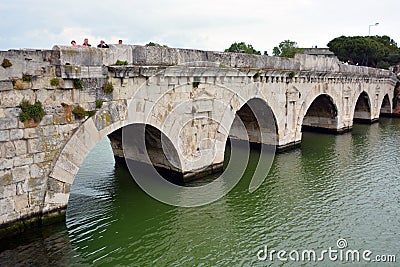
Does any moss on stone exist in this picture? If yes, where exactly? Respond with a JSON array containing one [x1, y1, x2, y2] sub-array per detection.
[[50, 78, 60, 87], [72, 105, 86, 119], [95, 100, 103, 109], [102, 82, 114, 94], [41, 209, 66, 226], [0, 221, 25, 239], [2, 173, 13, 185], [22, 74, 32, 82], [73, 79, 83, 90]]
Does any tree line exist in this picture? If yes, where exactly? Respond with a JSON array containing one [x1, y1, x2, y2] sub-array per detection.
[[223, 36, 400, 70]]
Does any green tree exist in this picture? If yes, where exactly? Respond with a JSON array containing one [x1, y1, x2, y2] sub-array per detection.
[[327, 35, 400, 69], [145, 42, 168, 48], [273, 40, 304, 58], [224, 42, 261, 55]]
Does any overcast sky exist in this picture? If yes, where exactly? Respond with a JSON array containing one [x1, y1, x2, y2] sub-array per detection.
[[0, 0, 398, 54]]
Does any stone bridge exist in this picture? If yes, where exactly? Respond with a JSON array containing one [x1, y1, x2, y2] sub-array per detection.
[[0, 45, 397, 234]]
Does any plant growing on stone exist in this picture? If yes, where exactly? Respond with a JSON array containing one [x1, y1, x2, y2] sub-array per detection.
[[1, 58, 12, 68], [22, 74, 32, 82], [72, 105, 87, 119], [50, 78, 60, 87], [19, 99, 45, 123], [145, 42, 168, 48], [102, 82, 114, 94], [95, 100, 103, 109], [115, 60, 128, 66], [86, 110, 96, 117], [73, 79, 83, 90], [288, 72, 296, 79]]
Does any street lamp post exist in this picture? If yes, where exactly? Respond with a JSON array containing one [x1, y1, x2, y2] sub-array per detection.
[[368, 22, 379, 36]]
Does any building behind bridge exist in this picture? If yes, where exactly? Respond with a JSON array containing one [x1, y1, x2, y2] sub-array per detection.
[[302, 47, 336, 58]]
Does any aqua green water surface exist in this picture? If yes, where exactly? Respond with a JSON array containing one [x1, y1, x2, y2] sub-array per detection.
[[0, 118, 399, 266]]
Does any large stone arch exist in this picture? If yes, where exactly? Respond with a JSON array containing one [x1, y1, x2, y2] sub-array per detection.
[[297, 93, 341, 133], [353, 91, 372, 123], [380, 94, 392, 116], [227, 97, 279, 146], [43, 116, 179, 213]]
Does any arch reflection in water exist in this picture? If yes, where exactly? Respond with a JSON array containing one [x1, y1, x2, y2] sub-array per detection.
[[1, 119, 399, 266]]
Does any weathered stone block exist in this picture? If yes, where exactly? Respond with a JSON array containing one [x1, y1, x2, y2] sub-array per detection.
[[0, 170, 13, 186], [39, 115, 54, 126], [13, 155, 34, 167], [28, 191, 45, 207], [24, 128, 39, 139], [4, 141, 16, 158], [33, 152, 46, 164], [50, 166, 74, 184], [44, 191, 69, 205], [30, 164, 41, 178], [13, 140, 27, 156], [26, 176, 46, 191], [3, 108, 20, 118], [11, 165, 30, 183], [40, 125, 58, 136], [0, 158, 13, 169], [0, 81, 13, 91], [0, 184, 16, 199], [1, 90, 34, 108], [0, 130, 10, 142], [10, 129, 24, 140], [56, 155, 79, 175], [32, 77, 51, 90], [27, 138, 41, 154], [14, 193, 29, 210], [40, 135, 64, 151], [0, 198, 14, 215], [47, 178, 65, 193]]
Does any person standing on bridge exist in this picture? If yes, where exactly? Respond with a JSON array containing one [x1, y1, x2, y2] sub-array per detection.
[[82, 38, 91, 47], [97, 40, 109, 48]]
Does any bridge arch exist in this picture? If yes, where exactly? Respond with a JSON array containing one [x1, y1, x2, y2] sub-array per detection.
[[353, 91, 372, 123], [43, 117, 181, 213], [380, 94, 392, 116], [300, 93, 340, 133], [227, 97, 279, 146]]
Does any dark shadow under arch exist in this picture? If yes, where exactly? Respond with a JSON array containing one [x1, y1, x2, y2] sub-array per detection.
[[108, 124, 183, 183], [354, 91, 372, 123], [302, 94, 339, 133], [228, 98, 279, 148], [380, 94, 392, 117]]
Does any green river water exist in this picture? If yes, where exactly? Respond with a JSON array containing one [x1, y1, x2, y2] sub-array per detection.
[[0, 118, 399, 266]]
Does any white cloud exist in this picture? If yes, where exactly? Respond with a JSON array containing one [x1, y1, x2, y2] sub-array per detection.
[[1, 0, 399, 53]]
